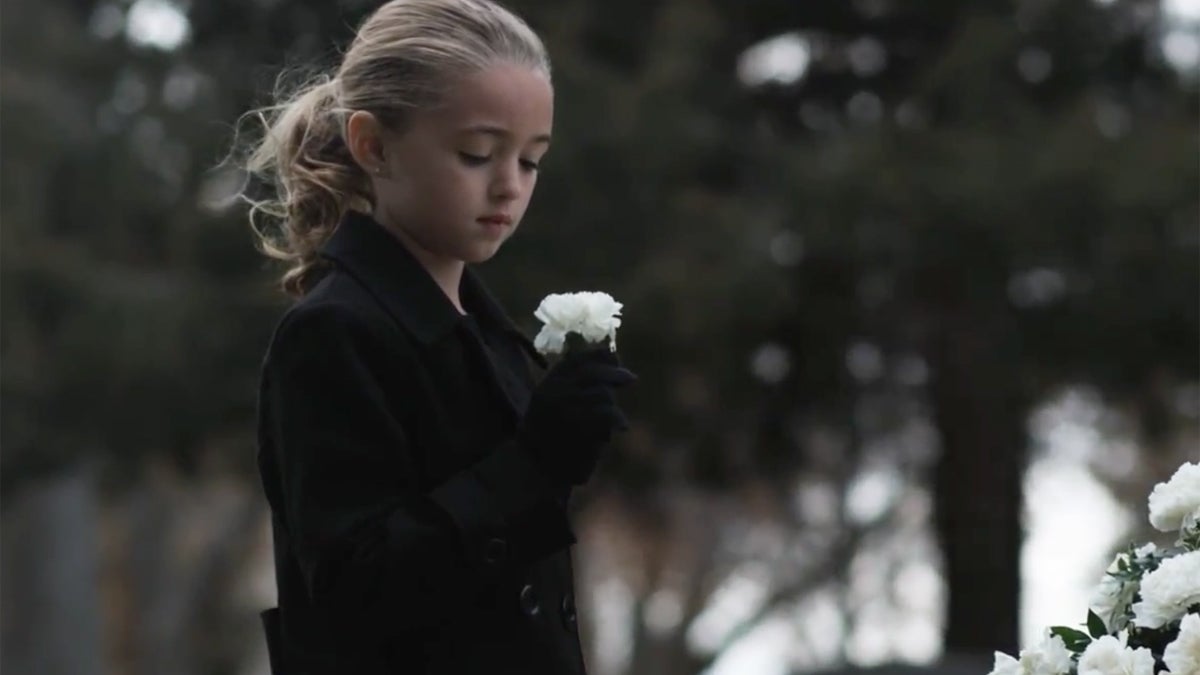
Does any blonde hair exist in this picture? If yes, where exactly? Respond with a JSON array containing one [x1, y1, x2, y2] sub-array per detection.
[[234, 0, 551, 297]]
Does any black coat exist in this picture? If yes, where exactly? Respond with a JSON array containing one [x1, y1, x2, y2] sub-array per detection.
[[255, 210, 588, 674]]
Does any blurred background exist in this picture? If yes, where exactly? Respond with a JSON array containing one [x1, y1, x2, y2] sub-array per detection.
[[2, 0, 1198, 673]]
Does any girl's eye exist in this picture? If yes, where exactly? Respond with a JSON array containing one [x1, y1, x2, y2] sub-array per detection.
[[459, 151, 540, 172], [458, 152, 489, 165]]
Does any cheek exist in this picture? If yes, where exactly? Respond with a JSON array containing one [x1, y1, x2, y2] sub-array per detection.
[[373, 180, 408, 212], [389, 162, 462, 207], [520, 174, 540, 205], [425, 161, 480, 197]]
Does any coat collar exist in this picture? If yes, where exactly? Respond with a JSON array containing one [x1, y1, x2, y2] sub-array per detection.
[[318, 209, 547, 368]]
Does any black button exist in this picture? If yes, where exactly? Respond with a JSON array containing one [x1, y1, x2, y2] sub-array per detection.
[[519, 584, 540, 616], [560, 593, 577, 632], [483, 537, 508, 564]]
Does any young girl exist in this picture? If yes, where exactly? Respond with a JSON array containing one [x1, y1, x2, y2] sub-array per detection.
[[239, 1, 635, 672]]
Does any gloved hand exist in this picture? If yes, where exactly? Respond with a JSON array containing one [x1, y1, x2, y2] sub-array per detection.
[[518, 347, 637, 486]]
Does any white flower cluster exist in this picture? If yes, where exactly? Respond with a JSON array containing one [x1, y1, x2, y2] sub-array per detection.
[[989, 461, 1200, 675], [991, 634, 1073, 675], [1149, 462, 1200, 540], [1131, 551, 1200, 630], [988, 632, 1160, 675], [532, 291, 623, 355], [1075, 633, 1155, 675], [1163, 614, 1200, 675]]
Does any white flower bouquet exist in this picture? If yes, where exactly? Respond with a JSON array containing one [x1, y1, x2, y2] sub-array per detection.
[[532, 291, 623, 355], [991, 461, 1200, 675]]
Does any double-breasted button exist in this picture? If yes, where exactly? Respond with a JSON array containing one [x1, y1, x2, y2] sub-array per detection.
[[483, 537, 509, 564], [560, 592, 577, 632], [519, 584, 541, 616]]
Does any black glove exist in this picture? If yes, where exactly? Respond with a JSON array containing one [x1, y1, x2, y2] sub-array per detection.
[[518, 347, 637, 486]]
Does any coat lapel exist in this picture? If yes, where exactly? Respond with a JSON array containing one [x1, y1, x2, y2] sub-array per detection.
[[318, 210, 545, 423], [459, 268, 546, 422], [458, 319, 528, 423]]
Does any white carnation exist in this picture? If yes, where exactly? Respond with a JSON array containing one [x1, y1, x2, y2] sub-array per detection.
[[988, 652, 1022, 675], [987, 634, 1074, 675], [532, 291, 623, 354], [1148, 462, 1200, 533], [1019, 633, 1074, 675], [1077, 632, 1156, 675], [1131, 551, 1200, 629], [1163, 612, 1200, 675]]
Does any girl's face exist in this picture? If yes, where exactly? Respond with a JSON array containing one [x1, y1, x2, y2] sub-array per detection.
[[362, 63, 553, 269]]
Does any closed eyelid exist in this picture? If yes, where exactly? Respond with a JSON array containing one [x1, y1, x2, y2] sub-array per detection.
[[459, 125, 551, 147], [458, 149, 544, 164]]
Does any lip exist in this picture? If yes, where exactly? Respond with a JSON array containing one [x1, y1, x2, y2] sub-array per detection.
[[477, 214, 512, 226]]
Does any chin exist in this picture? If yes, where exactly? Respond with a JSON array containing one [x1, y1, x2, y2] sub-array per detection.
[[463, 244, 503, 264]]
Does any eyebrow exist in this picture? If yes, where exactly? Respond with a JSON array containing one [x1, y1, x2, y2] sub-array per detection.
[[460, 124, 551, 145]]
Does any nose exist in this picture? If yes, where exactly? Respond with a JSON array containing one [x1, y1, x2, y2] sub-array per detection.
[[489, 159, 521, 202]]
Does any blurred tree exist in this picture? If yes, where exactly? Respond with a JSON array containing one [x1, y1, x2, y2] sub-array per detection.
[[729, 0, 1198, 659]]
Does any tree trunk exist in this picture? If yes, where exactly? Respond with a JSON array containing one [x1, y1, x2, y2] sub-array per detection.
[[929, 316, 1026, 656], [1, 462, 105, 675]]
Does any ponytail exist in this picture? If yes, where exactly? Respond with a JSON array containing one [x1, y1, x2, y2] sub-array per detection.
[[237, 74, 372, 297]]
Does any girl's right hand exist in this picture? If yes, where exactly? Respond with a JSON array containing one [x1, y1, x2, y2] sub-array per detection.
[[517, 347, 637, 486]]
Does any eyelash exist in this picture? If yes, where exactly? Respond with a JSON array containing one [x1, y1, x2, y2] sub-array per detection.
[[458, 152, 540, 172]]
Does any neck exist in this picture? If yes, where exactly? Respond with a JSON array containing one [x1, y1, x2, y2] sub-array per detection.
[[374, 211, 467, 315]]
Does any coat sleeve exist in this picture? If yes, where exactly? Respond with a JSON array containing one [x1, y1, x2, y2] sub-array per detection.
[[260, 302, 575, 633]]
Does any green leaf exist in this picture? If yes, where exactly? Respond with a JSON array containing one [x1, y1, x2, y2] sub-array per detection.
[[1049, 626, 1093, 652], [1087, 610, 1107, 638]]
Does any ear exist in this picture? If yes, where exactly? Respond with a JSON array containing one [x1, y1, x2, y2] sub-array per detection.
[[345, 110, 390, 177]]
